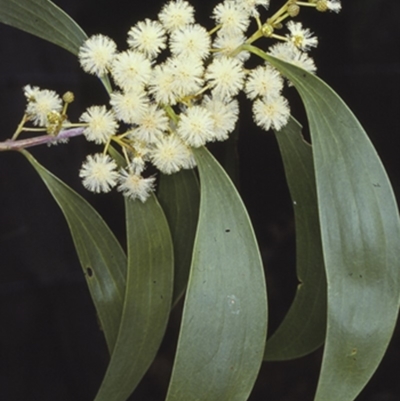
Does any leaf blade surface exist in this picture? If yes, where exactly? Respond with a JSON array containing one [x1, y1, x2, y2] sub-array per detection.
[[94, 194, 174, 401], [166, 147, 268, 401], [0, 0, 87, 54], [247, 47, 400, 400], [22, 150, 126, 353], [265, 116, 326, 360], [157, 169, 200, 306]]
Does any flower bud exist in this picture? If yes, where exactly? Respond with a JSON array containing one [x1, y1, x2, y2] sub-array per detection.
[[316, 1, 329, 12], [63, 91, 75, 104], [288, 5, 300, 17]]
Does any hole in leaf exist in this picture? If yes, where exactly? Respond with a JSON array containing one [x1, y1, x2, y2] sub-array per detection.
[[86, 267, 94, 278]]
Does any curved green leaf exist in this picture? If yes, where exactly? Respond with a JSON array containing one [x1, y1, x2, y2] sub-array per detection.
[[22, 150, 126, 353], [265, 116, 326, 361], [0, 0, 112, 92], [157, 169, 200, 307], [245, 45, 400, 400], [166, 147, 267, 401], [0, 0, 87, 55], [94, 194, 174, 401]]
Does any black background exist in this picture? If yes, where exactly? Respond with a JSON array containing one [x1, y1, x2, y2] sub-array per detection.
[[0, 1, 399, 400]]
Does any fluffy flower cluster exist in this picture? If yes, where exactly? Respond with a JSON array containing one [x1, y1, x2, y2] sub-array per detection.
[[23, 0, 341, 202]]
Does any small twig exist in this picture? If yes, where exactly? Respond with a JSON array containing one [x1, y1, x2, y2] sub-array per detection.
[[0, 127, 85, 151]]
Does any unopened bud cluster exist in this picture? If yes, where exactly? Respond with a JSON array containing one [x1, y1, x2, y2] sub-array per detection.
[[18, 0, 341, 201]]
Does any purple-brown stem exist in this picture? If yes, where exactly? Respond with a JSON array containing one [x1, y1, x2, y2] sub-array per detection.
[[0, 128, 85, 151]]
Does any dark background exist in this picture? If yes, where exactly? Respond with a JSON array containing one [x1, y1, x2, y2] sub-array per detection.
[[0, 1, 399, 400]]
